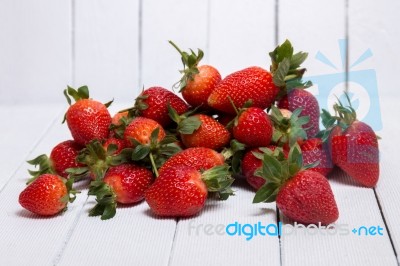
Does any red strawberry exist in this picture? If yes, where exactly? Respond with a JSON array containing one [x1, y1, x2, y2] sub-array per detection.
[[124, 117, 166, 147], [63, 86, 112, 145], [169, 107, 230, 150], [169, 41, 221, 109], [123, 117, 181, 175], [208, 66, 278, 114], [19, 174, 78, 216], [276, 170, 338, 225], [320, 97, 379, 187], [278, 89, 320, 138], [269, 40, 319, 138], [88, 164, 153, 219], [253, 144, 339, 225], [130, 87, 189, 127], [242, 146, 288, 190], [145, 165, 234, 217], [27, 140, 84, 183], [159, 147, 225, 174], [111, 111, 129, 126], [232, 107, 273, 147], [181, 114, 230, 150], [300, 138, 333, 176]]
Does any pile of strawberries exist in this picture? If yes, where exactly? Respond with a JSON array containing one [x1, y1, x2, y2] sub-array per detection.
[[19, 40, 380, 224]]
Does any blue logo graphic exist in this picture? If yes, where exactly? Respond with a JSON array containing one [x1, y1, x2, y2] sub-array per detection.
[[307, 39, 382, 131]]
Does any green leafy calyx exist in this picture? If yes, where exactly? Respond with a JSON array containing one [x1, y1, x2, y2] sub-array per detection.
[[269, 40, 312, 98], [169, 40, 204, 92], [252, 144, 305, 204], [270, 105, 309, 147], [201, 165, 235, 200]]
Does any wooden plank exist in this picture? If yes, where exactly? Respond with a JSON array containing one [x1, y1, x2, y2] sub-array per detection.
[[279, 0, 397, 264], [0, 111, 90, 266], [74, 0, 140, 103], [209, 0, 275, 77], [141, 0, 208, 90], [0, 105, 64, 190], [0, 0, 71, 104], [349, 0, 400, 262], [170, 180, 281, 266]]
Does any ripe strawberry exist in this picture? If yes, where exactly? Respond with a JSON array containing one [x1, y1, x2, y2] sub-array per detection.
[[169, 107, 230, 150], [181, 114, 230, 150], [111, 111, 129, 126], [88, 164, 153, 219], [128, 87, 189, 127], [63, 86, 112, 145], [19, 174, 78, 216], [27, 140, 84, 183], [320, 95, 379, 187], [169, 41, 221, 109], [269, 40, 319, 138], [159, 147, 225, 174], [300, 138, 333, 176], [253, 144, 339, 225], [208, 66, 278, 114], [278, 89, 320, 138], [124, 117, 166, 147], [242, 146, 288, 190], [232, 107, 273, 147], [123, 117, 181, 175], [145, 165, 234, 217]]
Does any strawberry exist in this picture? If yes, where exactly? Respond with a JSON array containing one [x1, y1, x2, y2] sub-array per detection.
[[127, 87, 189, 127], [145, 165, 234, 217], [169, 107, 230, 150], [242, 146, 288, 190], [124, 117, 181, 175], [26, 140, 84, 183], [88, 164, 153, 220], [169, 41, 221, 109], [159, 147, 225, 174], [300, 138, 333, 176], [19, 174, 78, 216], [124, 117, 166, 147], [111, 111, 129, 126], [269, 40, 319, 138], [208, 66, 278, 114], [319, 95, 379, 187], [232, 107, 273, 147], [63, 86, 112, 145], [253, 144, 339, 225], [277, 88, 320, 138]]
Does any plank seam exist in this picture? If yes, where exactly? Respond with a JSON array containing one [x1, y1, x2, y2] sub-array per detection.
[[373, 188, 398, 261], [52, 195, 90, 265], [167, 219, 179, 266], [71, 0, 76, 87], [0, 107, 64, 196], [138, 0, 143, 89], [274, 0, 279, 46]]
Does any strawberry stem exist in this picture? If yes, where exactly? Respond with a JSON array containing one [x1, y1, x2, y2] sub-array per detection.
[[149, 152, 159, 177]]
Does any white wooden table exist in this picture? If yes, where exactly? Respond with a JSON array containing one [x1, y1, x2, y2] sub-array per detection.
[[1, 0, 399, 265]]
